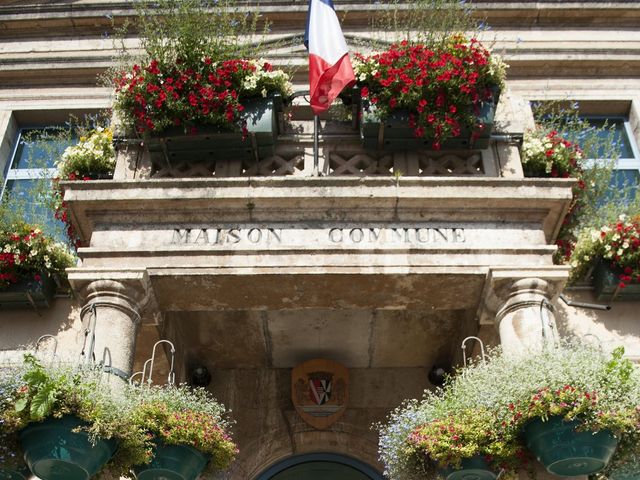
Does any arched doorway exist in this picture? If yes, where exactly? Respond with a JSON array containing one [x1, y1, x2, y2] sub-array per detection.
[[256, 453, 384, 480]]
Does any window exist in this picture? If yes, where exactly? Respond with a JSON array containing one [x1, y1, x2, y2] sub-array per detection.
[[1, 127, 73, 238], [582, 116, 640, 188]]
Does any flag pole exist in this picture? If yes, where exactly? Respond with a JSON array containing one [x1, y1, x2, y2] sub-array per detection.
[[313, 114, 319, 176]]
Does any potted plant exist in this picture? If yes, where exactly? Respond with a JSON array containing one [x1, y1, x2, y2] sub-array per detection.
[[113, 58, 293, 164], [0, 354, 147, 480], [569, 215, 640, 301], [354, 35, 507, 151], [378, 376, 523, 480], [127, 383, 237, 480], [109, 0, 293, 167], [378, 343, 639, 479], [521, 128, 584, 179], [470, 344, 636, 477], [0, 223, 75, 309], [406, 408, 522, 480], [56, 127, 115, 181]]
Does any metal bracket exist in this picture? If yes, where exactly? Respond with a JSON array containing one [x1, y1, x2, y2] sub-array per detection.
[[461, 336, 487, 368]]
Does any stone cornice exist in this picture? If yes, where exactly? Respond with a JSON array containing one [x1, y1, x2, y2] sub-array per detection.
[[0, 0, 640, 38], [62, 176, 574, 245]]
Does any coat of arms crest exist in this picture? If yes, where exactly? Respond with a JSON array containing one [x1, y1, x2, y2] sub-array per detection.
[[292, 359, 349, 429]]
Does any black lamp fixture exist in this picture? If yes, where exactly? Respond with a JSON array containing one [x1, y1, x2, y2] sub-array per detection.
[[190, 364, 212, 387], [428, 364, 450, 388]]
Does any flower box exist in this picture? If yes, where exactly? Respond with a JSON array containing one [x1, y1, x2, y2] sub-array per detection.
[[523, 416, 618, 476], [359, 89, 499, 152], [19, 415, 117, 480], [593, 259, 640, 302], [134, 443, 209, 480], [144, 95, 282, 166], [0, 273, 56, 310], [439, 455, 497, 480]]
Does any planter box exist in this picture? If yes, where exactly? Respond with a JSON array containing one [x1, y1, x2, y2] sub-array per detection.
[[523, 416, 617, 477], [0, 273, 56, 310], [134, 443, 209, 480], [145, 95, 282, 166], [439, 455, 497, 480], [19, 415, 117, 480], [593, 259, 640, 302], [360, 89, 500, 152]]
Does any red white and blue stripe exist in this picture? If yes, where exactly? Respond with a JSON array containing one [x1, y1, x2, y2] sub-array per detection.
[[304, 0, 355, 114]]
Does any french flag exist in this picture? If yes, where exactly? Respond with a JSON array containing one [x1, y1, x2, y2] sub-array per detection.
[[305, 0, 355, 115]]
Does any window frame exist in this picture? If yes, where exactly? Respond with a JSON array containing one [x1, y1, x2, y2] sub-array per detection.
[[580, 114, 640, 172]]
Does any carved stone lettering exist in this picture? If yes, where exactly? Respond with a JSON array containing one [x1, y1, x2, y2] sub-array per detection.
[[170, 226, 466, 247]]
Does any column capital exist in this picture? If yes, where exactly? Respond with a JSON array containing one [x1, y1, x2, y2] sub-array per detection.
[[495, 278, 553, 325], [477, 267, 568, 326], [68, 268, 152, 318]]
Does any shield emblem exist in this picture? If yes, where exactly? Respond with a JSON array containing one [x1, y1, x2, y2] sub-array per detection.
[[292, 359, 349, 430]]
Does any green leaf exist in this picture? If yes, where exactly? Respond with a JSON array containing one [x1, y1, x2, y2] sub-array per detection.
[[30, 385, 57, 420], [14, 396, 28, 413]]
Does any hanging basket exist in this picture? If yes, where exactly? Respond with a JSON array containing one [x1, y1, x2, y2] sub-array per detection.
[[134, 443, 209, 480], [360, 88, 500, 152], [145, 94, 282, 166], [19, 415, 117, 480], [0, 272, 56, 310], [439, 455, 497, 480], [592, 259, 640, 302], [523, 416, 618, 477]]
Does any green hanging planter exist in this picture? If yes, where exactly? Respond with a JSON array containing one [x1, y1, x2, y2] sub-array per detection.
[[134, 443, 209, 480], [19, 415, 117, 480], [523, 416, 618, 477], [439, 455, 497, 480]]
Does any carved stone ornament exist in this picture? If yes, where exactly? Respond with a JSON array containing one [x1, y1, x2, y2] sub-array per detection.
[[291, 359, 349, 430]]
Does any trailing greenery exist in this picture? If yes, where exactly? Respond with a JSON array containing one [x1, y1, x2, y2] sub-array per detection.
[[56, 126, 115, 180], [0, 128, 70, 244], [366, 0, 485, 50], [107, 0, 292, 135], [115, 0, 264, 72], [378, 342, 640, 480], [0, 222, 75, 289], [570, 215, 640, 286], [0, 114, 112, 250], [354, 35, 506, 149], [0, 355, 148, 477], [0, 355, 238, 478], [525, 102, 640, 273], [127, 383, 238, 474]]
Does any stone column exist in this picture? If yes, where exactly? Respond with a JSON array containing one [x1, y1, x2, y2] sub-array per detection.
[[495, 278, 559, 354], [69, 270, 152, 380]]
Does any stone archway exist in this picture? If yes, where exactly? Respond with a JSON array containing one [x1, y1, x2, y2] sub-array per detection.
[[256, 453, 385, 480]]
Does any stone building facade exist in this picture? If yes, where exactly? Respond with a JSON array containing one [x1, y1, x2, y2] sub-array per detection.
[[0, 1, 639, 479]]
